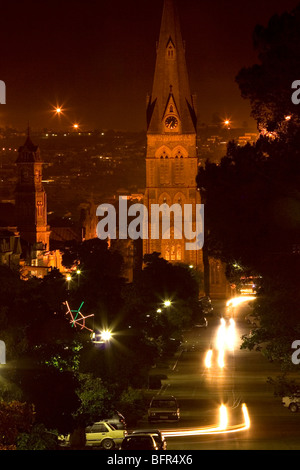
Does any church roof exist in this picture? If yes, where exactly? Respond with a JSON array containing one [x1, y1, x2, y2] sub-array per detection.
[[16, 135, 41, 163], [147, 0, 197, 135]]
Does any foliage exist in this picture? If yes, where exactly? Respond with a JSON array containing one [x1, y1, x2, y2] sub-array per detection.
[[116, 387, 147, 427], [74, 373, 112, 425], [197, 2, 300, 384], [16, 367, 81, 435], [62, 238, 125, 320], [0, 400, 35, 448], [16, 423, 58, 450], [236, 4, 300, 134], [121, 253, 201, 357], [267, 375, 300, 397]]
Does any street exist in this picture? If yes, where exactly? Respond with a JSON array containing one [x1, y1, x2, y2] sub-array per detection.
[[141, 299, 300, 450]]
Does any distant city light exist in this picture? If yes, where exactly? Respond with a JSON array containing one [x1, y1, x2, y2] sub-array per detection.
[[51, 104, 66, 117], [164, 300, 172, 307]]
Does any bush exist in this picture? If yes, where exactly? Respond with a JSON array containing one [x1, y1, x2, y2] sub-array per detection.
[[16, 423, 59, 450]]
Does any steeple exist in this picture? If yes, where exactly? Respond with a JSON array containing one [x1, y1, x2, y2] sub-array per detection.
[[15, 134, 50, 250], [16, 126, 40, 163], [147, 0, 197, 134]]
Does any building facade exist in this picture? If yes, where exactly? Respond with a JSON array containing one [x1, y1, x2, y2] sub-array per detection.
[[15, 134, 51, 251], [143, 0, 203, 271]]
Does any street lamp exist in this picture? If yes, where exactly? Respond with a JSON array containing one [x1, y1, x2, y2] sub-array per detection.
[[76, 269, 81, 286], [66, 274, 72, 290], [100, 330, 113, 342], [164, 300, 172, 308]]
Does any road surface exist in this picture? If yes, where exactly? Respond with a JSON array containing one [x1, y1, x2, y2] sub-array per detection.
[[140, 299, 300, 450]]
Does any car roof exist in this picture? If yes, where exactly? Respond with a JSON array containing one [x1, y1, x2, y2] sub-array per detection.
[[132, 429, 162, 435], [90, 421, 114, 427]]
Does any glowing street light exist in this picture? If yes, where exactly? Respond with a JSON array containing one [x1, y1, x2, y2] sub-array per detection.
[[164, 300, 172, 308], [100, 330, 113, 342], [76, 269, 81, 287], [66, 274, 72, 290]]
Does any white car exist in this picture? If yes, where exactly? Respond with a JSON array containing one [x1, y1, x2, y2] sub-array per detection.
[[282, 393, 300, 412], [148, 396, 180, 422], [61, 421, 127, 449]]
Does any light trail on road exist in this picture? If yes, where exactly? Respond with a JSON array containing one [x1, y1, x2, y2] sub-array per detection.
[[161, 404, 250, 438], [204, 318, 237, 369], [161, 307, 252, 443], [226, 295, 256, 308]]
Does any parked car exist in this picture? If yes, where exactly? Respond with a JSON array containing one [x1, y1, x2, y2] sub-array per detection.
[[61, 421, 126, 449], [148, 395, 180, 422], [121, 433, 159, 450], [102, 410, 126, 430], [131, 429, 167, 450], [282, 392, 300, 412]]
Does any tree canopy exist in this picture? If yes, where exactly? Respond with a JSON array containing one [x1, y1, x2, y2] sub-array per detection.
[[197, 3, 300, 376]]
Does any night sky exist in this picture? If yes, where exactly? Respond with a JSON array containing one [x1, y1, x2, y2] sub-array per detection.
[[0, 0, 299, 132]]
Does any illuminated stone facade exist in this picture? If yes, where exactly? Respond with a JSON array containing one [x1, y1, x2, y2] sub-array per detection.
[[144, 0, 203, 271]]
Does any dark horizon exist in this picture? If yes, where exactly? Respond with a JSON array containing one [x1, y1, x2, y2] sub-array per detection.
[[0, 0, 299, 132]]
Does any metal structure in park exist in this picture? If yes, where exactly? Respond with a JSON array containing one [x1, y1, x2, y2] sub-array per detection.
[[64, 301, 94, 333]]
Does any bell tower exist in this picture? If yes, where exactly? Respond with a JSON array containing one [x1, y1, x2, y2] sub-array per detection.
[[15, 132, 50, 250], [144, 0, 203, 270]]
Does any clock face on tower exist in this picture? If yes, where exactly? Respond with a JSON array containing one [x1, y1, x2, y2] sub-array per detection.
[[165, 115, 178, 130]]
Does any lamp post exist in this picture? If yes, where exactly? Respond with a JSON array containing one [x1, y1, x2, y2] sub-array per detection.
[[66, 275, 72, 291], [76, 269, 81, 287]]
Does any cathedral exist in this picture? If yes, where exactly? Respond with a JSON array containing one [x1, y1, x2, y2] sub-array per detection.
[[143, 0, 229, 298], [144, 0, 202, 269]]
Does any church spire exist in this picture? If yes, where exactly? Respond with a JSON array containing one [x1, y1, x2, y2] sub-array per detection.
[[147, 0, 197, 134]]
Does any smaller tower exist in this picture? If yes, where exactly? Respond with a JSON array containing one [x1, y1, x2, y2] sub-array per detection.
[[15, 133, 50, 250]]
